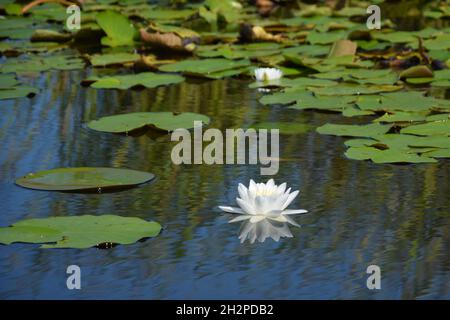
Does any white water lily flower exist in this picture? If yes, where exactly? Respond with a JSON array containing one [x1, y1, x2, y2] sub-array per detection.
[[254, 68, 283, 82], [219, 179, 307, 227]]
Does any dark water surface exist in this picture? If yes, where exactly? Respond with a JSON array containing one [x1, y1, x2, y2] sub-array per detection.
[[0, 70, 449, 299]]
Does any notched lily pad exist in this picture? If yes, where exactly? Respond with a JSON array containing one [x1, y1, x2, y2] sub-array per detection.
[[16, 167, 155, 192], [0, 215, 162, 249]]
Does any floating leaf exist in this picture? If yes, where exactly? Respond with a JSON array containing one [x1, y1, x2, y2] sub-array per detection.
[[373, 112, 427, 123], [16, 167, 155, 192], [0, 215, 161, 249], [399, 65, 433, 79], [356, 92, 450, 112], [317, 123, 392, 137], [83, 72, 184, 89], [1, 55, 85, 73], [0, 74, 38, 100], [158, 58, 250, 78], [307, 30, 347, 45], [345, 147, 437, 163], [400, 121, 450, 136], [309, 84, 402, 96], [328, 40, 357, 58], [423, 149, 450, 158], [89, 52, 140, 67], [87, 112, 210, 133], [96, 11, 136, 47], [290, 94, 356, 112]]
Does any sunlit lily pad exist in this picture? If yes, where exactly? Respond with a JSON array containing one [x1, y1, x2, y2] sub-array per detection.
[[87, 112, 210, 133], [83, 72, 184, 89], [0, 215, 162, 249], [15, 167, 155, 192]]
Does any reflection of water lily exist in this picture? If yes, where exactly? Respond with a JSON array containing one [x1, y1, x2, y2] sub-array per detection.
[[238, 219, 293, 244], [254, 68, 283, 82], [219, 179, 307, 226]]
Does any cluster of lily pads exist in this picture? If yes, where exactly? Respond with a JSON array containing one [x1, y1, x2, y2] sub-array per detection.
[[0, 0, 449, 246]]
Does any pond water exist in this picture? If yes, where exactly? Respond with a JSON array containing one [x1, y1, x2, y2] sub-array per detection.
[[0, 69, 449, 299]]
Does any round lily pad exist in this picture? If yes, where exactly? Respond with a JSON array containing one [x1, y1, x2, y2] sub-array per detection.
[[87, 112, 210, 134], [0, 215, 162, 249], [15, 167, 155, 192]]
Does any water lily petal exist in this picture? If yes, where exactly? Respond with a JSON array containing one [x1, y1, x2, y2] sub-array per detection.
[[282, 209, 308, 215], [276, 182, 287, 195], [249, 179, 257, 194], [236, 197, 255, 215], [250, 215, 266, 223], [229, 215, 252, 223], [238, 183, 249, 202], [283, 215, 301, 227], [281, 190, 299, 210], [218, 206, 245, 214]]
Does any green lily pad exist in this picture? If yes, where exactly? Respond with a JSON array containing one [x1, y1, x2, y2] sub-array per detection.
[[307, 30, 347, 45], [1, 55, 85, 73], [423, 149, 450, 158], [158, 58, 250, 78], [89, 52, 141, 67], [308, 84, 403, 96], [317, 123, 392, 137], [96, 10, 136, 47], [373, 112, 427, 123], [370, 149, 437, 164], [0, 74, 38, 100], [259, 90, 310, 106], [0, 215, 161, 249], [0, 86, 38, 100], [399, 65, 434, 79], [345, 147, 437, 163], [356, 92, 450, 112], [423, 34, 450, 51], [16, 167, 155, 192], [400, 121, 450, 136], [342, 106, 375, 117], [374, 134, 450, 149], [83, 72, 184, 89], [290, 94, 356, 112], [87, 112, 210, 133]]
